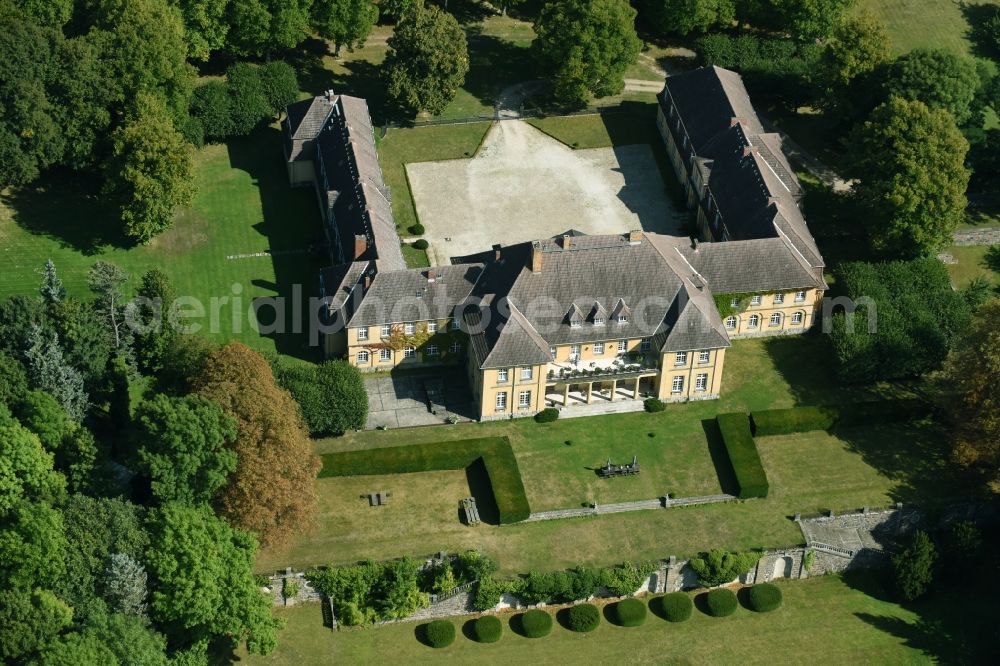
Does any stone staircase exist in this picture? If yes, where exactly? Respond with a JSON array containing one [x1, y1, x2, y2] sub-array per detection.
[[404, 591, 475, 622]]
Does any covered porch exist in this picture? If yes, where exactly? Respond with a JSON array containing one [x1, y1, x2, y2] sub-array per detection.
[[545, 373, 659, 408]]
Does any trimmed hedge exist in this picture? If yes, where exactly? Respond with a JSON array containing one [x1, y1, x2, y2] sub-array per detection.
[[643, 398, 665, 413], [319, 437, 530, 524], [472, 615, 503, 643], [747, 583, 783, 612], [750, 399, 930, 436], [658, 592, 693, 622], [424, 619, 455, 648], [534, 407, 559, 423], [412, 239, 429, 250], [716, 413, 769, 498], [705, 588, 738, 617], [410, 223, 425, 235], [520, 609, 553, 637], [613, 598, 647, 627], [566, 603, 601, 632]]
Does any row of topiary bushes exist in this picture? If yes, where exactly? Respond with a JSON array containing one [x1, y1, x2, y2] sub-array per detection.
[[750, 399, 931, 437], [716, 413, 769, 498], [422, 585, 782, 647], [318, 436, 531, 524]]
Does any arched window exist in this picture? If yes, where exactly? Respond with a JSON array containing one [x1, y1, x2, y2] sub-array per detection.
[[791, 311, 805, 325], [748, 314, 760, 328], [769, 312, 782, 327], [356, 350, 370, 363], [725, 315, 737, 330]]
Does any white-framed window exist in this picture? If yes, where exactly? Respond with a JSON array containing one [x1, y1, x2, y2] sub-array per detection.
[[451, 319, 461, 331], [425, 345, 439, 357], [380, 324, 391, 337], [570, 344, 581, 360], [699, 350, 710, 364], [594, 316, 605, 326], [641, 338, 651, 351], [748, 314, 760, 328], [356, 327, 369, 341], [570, 319, 582, 328], [769, 313, 782, 327], [695, 373, 708, 391], [550, 346, 557, 359], [428, 321, 438, 333], [618, 339, 627, 353], [495, 392, 507, 411], [617, 314, 628, 324], [403, 346, 415, 358], [497, 368, 509, 382], [674, 351, 687, 366], [792, 311, 805, 325], [730, 297, 739, 307], [671, 376, 684, 394], [518, 390, 531, 408], [404, 322, 415, 335], [379, 348, 392, 362], [725, 315, 737, 330], [750, 295, 762, 306], [356, 350, 369, 363], [594, 342, 605, 355], [449, 341, 462, 354], [520, 367, 533, 381], [794, 290, 806, 302], [773, 293, 785, 305]]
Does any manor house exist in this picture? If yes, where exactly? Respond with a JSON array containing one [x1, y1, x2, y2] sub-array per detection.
[[282, 67, 826, 420]]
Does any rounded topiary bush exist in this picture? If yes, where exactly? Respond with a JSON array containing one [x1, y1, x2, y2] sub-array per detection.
[[747, 583, 782, 612], [644, 398, 665, 413], [520, 609, 552, 638], [613, 598, 647, 627], [534, 407, 559, 423], [412, 239, 429, 250], [424, 619, 455, 648], [410, 223, 425, 235], [566, 603, 601, 632], [658, 592, 693, 622], [705, 588, 738, 617], [472, 615, 503, 643]]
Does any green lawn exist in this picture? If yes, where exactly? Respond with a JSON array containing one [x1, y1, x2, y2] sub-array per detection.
[[856, 0, 1000, 55], [944, 244, 1000, 288], [0, 128, 324, 359], [241, 574, 992, 664], [255, 336, 943, 575]]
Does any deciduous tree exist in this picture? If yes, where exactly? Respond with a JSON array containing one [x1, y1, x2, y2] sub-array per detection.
[[846, 97, 969, 258], [193, 342, 320, 547], [383, 5, 469, 115], [0, 406, 65, 515], [226, 0, 313, 56], [258, 61, 301, 116], [311, 0, 378, 54], [172, 0, 231, 60], [104, 93, 195, 244], [773, 0, 855, 41], [133, 269, 178, 374], [821, 10, 891, 90], [132, 394, 237, 505], [534, 0, 641, 107], [886, 48, 981, 126], [145, 503, 280, 655], [891, 529, 936, 601], [0, 588, 73, 664], [942, 299, 1000, 492], [638, 0, 735, 36]]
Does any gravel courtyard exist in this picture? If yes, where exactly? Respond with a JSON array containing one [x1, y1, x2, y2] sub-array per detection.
[[405, 120, 685, 263]]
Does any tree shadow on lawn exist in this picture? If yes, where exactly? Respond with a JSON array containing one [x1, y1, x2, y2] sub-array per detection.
[[700, 418, 740, 497], [226, 129, 326, 361], [462, 30, 538, 110], [2, 167, 130, 254], [962, 3, 1000, 60]]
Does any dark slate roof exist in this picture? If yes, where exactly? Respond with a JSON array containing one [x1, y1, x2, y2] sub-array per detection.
[[663, 66, 764, 154], [287, 96, 335, 141], [468, 302, 552, 369], [658, 284, 731, 352], [664, 237, 826, 293], [346, 264, 484, 327]]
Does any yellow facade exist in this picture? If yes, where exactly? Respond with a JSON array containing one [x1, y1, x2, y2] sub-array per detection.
[[343, 319, 466, 371], [720, 289, 823, 338]]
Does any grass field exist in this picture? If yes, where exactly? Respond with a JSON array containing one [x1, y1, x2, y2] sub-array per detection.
[[944, 244, 1000, 288], [240, 574, 993, 664], [0, 129, 325, 359], [856, 0, 1000, 55], [254, 336, 945, 575]]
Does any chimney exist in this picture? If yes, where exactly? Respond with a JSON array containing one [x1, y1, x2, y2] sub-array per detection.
[[742, 146, 754, 158], [363, 274, 371, 290], [691, 238, 699, 252], [531, 241, 543, 273], [561, 234, 571, 249], [354, 234, 368, 259], [427, 269, 436, 283], [325, 89, 336, 103], [628, 229, 643, 244], [493, 244, 502, 263]]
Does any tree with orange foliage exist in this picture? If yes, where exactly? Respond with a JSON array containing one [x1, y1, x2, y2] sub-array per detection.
[[942, 298, 1000, 493], [193, 342, 320, 547]]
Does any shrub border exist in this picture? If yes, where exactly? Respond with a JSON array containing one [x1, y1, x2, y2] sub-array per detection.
[[716, 413, 769, 499]]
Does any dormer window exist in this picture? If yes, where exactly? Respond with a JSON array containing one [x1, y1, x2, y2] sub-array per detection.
[[610, 298, 631, 324], [617, 314, 628, 324], [593, 316, 605, 326], [567, 304, 585, 328], [571, 320, 582, 328]]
